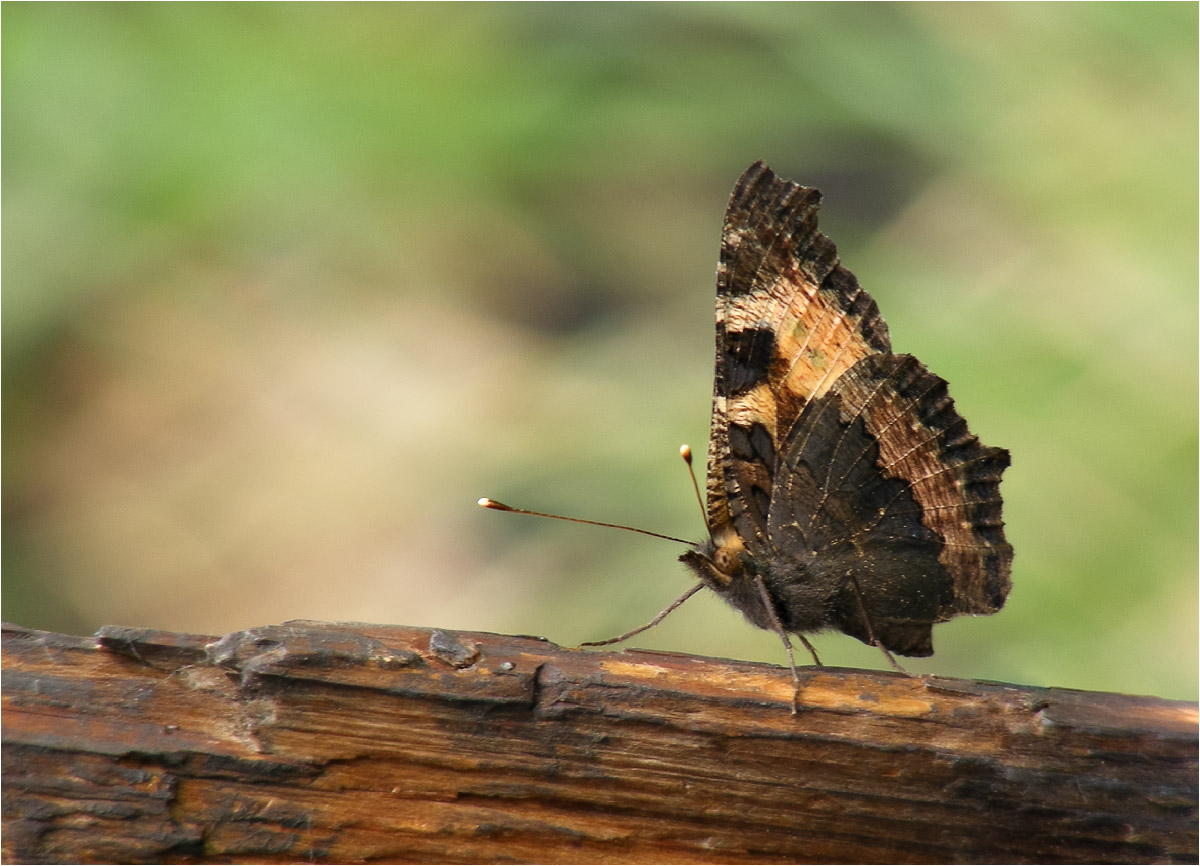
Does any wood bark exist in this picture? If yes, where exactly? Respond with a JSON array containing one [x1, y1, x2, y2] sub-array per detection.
[[2, 620, 1196, 864]]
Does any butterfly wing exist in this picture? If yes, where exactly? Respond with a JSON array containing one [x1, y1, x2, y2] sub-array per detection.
[[767, 353, 1012, 655], [707, 161, 892, 552]]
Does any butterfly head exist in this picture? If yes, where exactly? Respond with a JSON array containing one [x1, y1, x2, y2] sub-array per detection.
[[680, 524, 798, 637], [679, 524, 758, 588]]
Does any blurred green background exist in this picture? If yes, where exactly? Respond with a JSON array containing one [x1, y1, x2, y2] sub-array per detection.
[[4, 4, 1196, 700]]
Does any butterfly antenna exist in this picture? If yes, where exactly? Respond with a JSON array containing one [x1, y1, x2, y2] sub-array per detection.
[[477, 498, 691, 545], [679, 445, 714, 540]]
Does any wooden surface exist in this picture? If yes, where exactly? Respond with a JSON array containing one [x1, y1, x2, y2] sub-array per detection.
[[2, 620, 1196, 865]]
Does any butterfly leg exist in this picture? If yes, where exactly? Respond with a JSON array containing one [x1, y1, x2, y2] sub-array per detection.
[[845, 575, 908, 674], [753, 575, 814, 714], [795, 633, 822, 667], [579, 582, 704, 648]]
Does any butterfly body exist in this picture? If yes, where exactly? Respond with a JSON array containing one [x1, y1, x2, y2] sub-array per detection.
[[683, 162, 1012, 659]]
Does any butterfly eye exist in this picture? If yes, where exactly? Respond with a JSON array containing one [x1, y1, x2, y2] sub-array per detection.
[[712, 543, 752, 579], [713, 547, 740, 576], [707, 526, 750, 578]]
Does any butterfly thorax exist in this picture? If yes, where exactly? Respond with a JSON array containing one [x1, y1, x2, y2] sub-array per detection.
[[679, 524, 838, 636]]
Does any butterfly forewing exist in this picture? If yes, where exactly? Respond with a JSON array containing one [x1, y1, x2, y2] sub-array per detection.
[[707, 161, 891, 556]]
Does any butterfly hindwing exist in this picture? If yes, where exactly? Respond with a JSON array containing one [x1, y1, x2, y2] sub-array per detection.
[[767, 353, 1012, 654]]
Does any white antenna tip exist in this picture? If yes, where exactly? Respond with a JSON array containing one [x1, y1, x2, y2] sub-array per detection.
[[478, 497, 508, 510], [680, 444, 693, 463]]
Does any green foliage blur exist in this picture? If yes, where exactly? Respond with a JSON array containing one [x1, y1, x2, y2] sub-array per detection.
[[4, 4, 1196, 699]]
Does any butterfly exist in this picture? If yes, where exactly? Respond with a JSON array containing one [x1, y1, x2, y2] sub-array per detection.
[[484, 161, 1012, 707]]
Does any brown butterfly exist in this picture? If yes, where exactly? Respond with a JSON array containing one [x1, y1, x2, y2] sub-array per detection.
[[484, 161, 1012, 707]]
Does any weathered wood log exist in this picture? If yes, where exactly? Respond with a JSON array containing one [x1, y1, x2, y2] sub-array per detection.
[[2, 620, 1195, 864]]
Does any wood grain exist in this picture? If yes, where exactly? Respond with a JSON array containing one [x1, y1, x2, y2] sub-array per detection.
[[2, 620, 1196, 864]]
